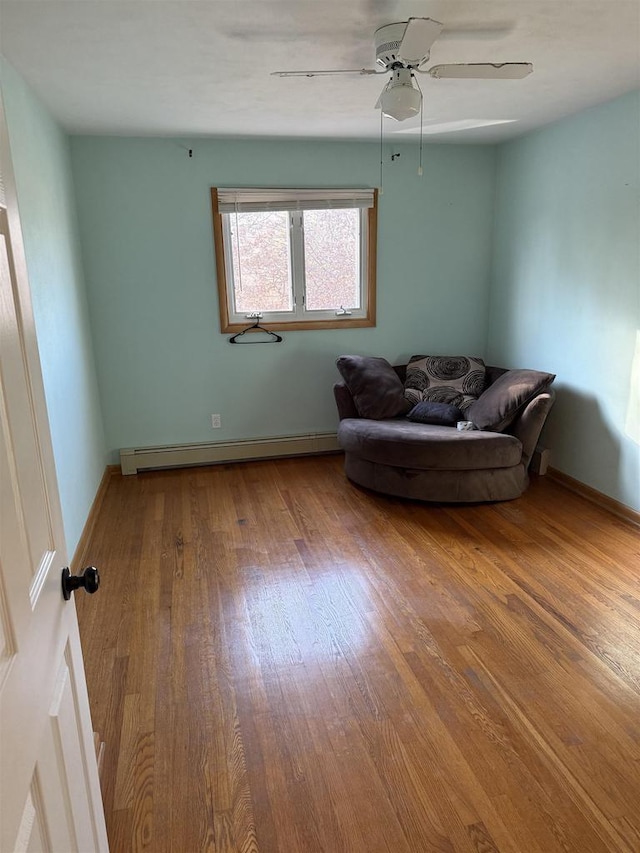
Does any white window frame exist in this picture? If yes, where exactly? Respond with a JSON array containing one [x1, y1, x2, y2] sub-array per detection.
[[211, 187, 377, 332]]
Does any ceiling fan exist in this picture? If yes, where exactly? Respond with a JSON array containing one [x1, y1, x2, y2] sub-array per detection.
[[271, 17, 532, 122]]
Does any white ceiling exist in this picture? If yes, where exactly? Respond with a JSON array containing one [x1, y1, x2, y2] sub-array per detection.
[[1, 1, 639, 143]]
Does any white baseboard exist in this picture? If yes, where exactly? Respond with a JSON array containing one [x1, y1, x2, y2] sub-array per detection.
[[120, 432, 341, 475]]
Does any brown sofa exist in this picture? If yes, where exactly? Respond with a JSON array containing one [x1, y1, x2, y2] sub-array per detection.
[[334, 364, 555, 503]]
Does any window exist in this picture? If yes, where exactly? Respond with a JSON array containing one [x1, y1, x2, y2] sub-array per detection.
[[211, 187, 377, 331]]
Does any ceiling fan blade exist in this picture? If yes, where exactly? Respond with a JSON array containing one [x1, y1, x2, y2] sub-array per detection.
[[271, 68, 379, 78], [397, 17, 443, 65], [428, 62, 533, 79]]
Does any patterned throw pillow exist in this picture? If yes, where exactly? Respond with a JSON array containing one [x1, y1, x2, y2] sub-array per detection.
[[404, 355, 486, 414]]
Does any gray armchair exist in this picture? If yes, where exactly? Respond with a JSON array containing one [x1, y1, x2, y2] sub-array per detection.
[[334, 363, 555, 503]]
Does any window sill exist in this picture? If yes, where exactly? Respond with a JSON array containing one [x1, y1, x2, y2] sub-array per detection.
[[221, 316, 376, 333]]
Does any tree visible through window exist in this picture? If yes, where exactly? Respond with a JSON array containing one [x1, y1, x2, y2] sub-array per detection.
[[211, 188, 377, 332], [231, 211, 292, 314], [303, 209, 360, 311]]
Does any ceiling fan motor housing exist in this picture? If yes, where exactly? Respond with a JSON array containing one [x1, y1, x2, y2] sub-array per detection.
[[374, 22, 410, 68]]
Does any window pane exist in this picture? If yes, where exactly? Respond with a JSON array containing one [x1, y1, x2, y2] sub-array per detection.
[[303, 209, 360, 311], [229, 211, 293, 313]]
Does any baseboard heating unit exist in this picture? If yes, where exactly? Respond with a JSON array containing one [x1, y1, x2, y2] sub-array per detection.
[[120, 432, 341, 475]]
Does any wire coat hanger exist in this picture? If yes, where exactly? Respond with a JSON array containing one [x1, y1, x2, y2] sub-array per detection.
[[229, 319, 283, 344]]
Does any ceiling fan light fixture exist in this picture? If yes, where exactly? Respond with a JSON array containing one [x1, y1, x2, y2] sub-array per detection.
[[379, 69, 421, 121]]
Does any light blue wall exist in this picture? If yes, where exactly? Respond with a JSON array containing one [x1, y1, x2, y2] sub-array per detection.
[[70, 137, 496, 460], [1, 61, 107, 555], [488, 91, 640, 511]]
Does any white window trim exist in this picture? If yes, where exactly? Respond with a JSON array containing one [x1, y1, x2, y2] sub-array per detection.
[[211, 187, 377, 333]]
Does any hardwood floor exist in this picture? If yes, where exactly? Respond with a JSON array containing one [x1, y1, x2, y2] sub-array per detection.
[[75, 456, 640, 853]]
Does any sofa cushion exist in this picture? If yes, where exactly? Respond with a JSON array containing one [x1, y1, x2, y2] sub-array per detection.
[[468, 369, 556, 431], [337, 419, 522, 471], [336, 355, 411, 420], [406, 401, 463, 426], [404, 355, 486, 414]]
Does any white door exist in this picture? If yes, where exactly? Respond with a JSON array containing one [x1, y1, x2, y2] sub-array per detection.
[[0, 99, 109, 852]]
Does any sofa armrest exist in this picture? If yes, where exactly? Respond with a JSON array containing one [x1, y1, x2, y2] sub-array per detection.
[[508, 389, 556, 467], [334, 382, 359, 420]]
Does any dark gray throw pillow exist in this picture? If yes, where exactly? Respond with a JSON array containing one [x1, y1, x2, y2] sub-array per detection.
[[468, 369, 556, 431], [336, 355, 411, 420], [406, 401, 463, 426]]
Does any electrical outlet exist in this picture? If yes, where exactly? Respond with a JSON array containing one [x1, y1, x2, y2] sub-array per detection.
[[211, 414, 221, 429]]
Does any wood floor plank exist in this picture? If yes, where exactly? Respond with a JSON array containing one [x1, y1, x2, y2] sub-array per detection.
[[76, 457, 640, 852]]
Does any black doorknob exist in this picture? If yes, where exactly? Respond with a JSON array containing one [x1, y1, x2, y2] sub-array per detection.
[[61, 566, 100, 600]]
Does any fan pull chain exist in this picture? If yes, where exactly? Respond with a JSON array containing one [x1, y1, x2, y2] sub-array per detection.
[[379, 108, 384, 195], [415, 74, 424, 176]]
